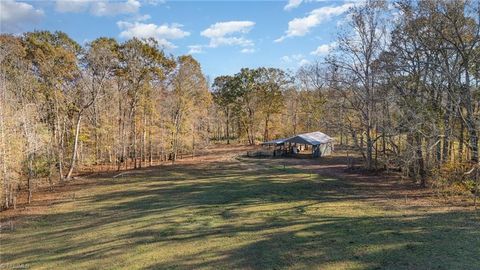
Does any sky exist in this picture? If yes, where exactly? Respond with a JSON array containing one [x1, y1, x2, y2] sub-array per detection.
[[0, 0, 354, 79]]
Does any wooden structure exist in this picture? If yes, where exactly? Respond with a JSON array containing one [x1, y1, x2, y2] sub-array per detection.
[[260, 131, 334, 158]]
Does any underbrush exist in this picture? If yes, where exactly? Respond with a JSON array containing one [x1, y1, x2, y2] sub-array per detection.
[[430, 162, 478, 203]]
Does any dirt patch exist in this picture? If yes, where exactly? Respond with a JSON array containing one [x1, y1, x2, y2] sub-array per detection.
[[244, 151, 475, 210]]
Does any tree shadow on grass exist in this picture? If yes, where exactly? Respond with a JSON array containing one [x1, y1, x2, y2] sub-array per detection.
[[140, 211, 480, 270], [1, 159, 479, 269]]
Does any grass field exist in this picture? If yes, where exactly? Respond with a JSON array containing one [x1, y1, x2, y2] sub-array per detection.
[[1, 147, 479, 270]]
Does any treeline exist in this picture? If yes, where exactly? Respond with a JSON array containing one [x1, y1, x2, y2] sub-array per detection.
[[211, 0, 479, 191], [330, 0, 479, 188], [0, 33, 211, 208], [1, 0, 479, 209]]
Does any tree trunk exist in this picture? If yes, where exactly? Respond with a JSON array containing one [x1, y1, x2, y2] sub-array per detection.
[[226, 108, 230, 144], [415, 133, 426, 187], [148, 115, 152, 166], [54, 104, 65, 183], [459, 120, 464, 162], [172, 111, 181, 164], [192, 124, 195, 158], [293, 109, 298, 135], [27, 153, 34, 204], [0, 82, 10, 208], [140, 108, 147, 168], [117, 95, 123, 171], [131, 105, 137, 169], [66, 113, 82, 180], [264, 116, 269, 142], [463, 65, 478, 163], [442, 93, 452, 163], [93, 101, 99, 164], [366, 127, 373, 171]]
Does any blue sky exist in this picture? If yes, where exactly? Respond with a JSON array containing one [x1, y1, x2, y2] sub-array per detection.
[[0, 0, 354, 79]]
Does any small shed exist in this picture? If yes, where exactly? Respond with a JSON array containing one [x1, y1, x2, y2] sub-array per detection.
[[261, 137, 289, 157]]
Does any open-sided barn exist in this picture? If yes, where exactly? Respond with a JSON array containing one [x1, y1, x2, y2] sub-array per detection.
[[260, 131, 334, 158]]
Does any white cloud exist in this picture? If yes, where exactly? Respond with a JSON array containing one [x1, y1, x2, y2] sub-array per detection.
[[281, 54, 310, 67], [208, 37, 254, 48], [201, 21, 254, 38], [299, 59, 311, 66], [117, 21, 190, 49], [310, 42, 336, 56], [188, 45, 204, 54], [55, 0, 90, 13], [0, 0, 44, 33], [275, 3, 353, 42], [281, 54, 304, 63], [201, 21, 255, 48], [284, 0, 303, 11], [145, 0, 165, 6], [285, 0, 355, 11], [241, 48, 255, 54], [55, 0, 140, 16], [92, 0, 140, 16], [134, 14, 151, 22]]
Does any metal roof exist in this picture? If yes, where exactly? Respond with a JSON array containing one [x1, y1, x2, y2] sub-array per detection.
[[261, 131, 333, 146], [261, 137, 289, 145], [286, 131, 333, 145]]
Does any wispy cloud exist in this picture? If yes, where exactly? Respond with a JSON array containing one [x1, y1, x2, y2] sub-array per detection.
[[281, 54, 311, 67], [55, 0, 141, 16], [201, 21, 255, 48], [0, 0, 44, 33], [55, 0, 90, 13], [284, 0, 355, 11], [310, 42, 336, 56], [281, 54, 305, 63], [145, 0, 165, 6], [117, 21, 190, 49], [299, 59, 311, 66], [275, 3, 353, 42], [284, 0, 303, 11], [241, 48, 255, 54], [188, 45, 204, 54]]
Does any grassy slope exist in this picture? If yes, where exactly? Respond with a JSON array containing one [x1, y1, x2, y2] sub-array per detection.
[[1, 155, 479, 270]]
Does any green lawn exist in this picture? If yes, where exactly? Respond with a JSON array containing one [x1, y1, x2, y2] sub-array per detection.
[[1, 155, 479, 270]]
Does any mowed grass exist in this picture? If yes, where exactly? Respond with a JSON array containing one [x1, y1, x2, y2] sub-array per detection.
[[1, 156, 479, 270]]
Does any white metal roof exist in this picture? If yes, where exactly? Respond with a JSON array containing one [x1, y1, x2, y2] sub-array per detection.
[[261, 131, 333, 146], [261, 137, 290, 145], [285, 131, 333, 145]]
